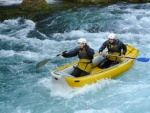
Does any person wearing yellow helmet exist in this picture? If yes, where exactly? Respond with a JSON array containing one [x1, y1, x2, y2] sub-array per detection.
[[60, 38, 95, 77], [98, 33, 127, 68]]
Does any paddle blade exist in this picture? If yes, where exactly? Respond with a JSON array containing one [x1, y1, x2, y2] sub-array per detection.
[[136, 58, 150, 62], [35, 59, 51, 69]]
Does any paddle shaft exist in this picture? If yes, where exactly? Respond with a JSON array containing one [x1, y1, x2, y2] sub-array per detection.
[[49, 50, 67, 60], [105, 54, 136, 59], [106, 54, 150, 62], [36, 45, 79, 69]]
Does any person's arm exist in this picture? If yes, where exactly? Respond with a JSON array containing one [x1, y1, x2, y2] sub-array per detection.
[[85, 44, 95, 57], [99, 41, 107, 54], [122, 43, 127, 55], [62, 48, 79, 58], [119, 41, 127, 55]]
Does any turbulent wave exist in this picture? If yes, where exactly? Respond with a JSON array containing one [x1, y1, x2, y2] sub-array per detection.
[[0, 2, 150, 113], [0, 0, 57, 6]]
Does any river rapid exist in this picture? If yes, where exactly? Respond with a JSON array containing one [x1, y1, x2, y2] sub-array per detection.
[[0, 0, 150, 113]]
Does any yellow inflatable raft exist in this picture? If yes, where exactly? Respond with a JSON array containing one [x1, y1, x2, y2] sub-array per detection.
[[50, 44, 139, 88]]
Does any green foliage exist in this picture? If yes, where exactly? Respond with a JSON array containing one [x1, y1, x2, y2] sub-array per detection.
[[21, 0, 51, 12], [74, 0, 117, 4]]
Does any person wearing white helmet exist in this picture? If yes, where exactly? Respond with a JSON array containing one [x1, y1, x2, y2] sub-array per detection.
[[98, 33, 127, 68], [60, 38, 95, 77], [78, 38, 87, 44]]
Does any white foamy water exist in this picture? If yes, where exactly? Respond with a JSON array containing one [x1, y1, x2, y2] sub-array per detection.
[[0, 0, 58, 5], [0, 3, 150, 113], [0, 0, 22, 5]]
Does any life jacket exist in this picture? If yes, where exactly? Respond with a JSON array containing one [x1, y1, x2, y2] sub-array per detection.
[[77, 48, 93, 73], [107, 40, 121, 61]]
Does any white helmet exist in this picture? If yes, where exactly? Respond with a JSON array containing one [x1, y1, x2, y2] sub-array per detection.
[[108, 33, 116, 39], [78, 38, 87, 44]]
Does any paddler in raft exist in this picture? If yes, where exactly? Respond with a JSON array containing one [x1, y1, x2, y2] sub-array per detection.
[[60, 38, 95, 77], [98, 33, 127, 68]]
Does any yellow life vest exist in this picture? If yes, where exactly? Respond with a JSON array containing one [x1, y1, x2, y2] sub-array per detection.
[[77, 59, 92, 73]]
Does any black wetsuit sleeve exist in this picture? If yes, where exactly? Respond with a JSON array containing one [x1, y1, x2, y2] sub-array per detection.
[[99, 41, 108, 53], [62, 48, 79, 58], [119, 41, 127, 55], [122, 43, 127, 55], [85, 44, 95, 57]]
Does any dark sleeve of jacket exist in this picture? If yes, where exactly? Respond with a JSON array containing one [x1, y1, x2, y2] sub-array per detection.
[[99, 41, 108, 53], [85, 44, 95, 57], [119, 40, 127, 55], [62, 48, 79, 58]]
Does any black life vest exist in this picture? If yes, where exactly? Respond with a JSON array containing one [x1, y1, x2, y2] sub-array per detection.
[[107, 40, 122, 61]]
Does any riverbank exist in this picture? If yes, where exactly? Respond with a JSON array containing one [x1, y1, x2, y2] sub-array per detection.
[[0, 5, 38, 21], [1, 0, 150, 22], [0, 1, 97, 22], [1, 1, 150, 113]]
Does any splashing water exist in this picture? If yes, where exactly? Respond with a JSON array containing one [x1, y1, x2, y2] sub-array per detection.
[[0, 2, 150, 113]]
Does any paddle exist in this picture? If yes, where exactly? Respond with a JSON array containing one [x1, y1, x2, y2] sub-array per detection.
[[118, 56, 149, 62], [129, 57, 149, 62], [35, 45, 79, 69], [106, 54, 150, 62]]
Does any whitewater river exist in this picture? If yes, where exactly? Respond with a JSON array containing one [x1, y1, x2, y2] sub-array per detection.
[[0, 0, 150, 113]]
